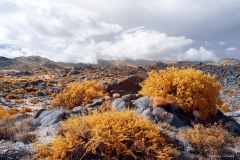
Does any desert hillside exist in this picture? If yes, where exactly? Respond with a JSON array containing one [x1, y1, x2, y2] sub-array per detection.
[[0, 56, 239, 159]]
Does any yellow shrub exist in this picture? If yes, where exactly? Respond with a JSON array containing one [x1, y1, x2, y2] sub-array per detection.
[[179, 123, 232, 155], [5, 93, 19, 99], [20, 107, 32, 113], [15, 99, 25, 104], [139, 67, 221, 120], [30, 99, 37, 104], [0, 106, 18, 119], [52, 80, 105, 110], [218, 102, 231, 112], [14, 88, 26, 93], [34, 109, 172, 160]]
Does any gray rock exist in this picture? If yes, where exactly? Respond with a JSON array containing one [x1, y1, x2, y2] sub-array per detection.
[[141, 108, 155, 121], [35, 91, 45, 97], [216, 110, 240, 135], [111, 98, 127, 111], [16, 114, 31, 121], [163, 112, 174, 124], [153, 107, 166, 122], [69, 70, 79, 75], [30, 79, 43, 86], [30, 109, 70, 128], [132, 96, 152, 113], [34, 108, 47, 119], [85, 98, 104, 108], [39, 110, 69, 127], [121, 94, 137, 102], [71, 106, 88, 115], [224, 110, 240, 117], [171, 116, 190, 128], [176, 137, 194, 152], [112, 98, 124, 108]]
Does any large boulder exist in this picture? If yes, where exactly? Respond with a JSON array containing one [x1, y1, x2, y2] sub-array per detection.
[[105, 76, 143, 95], [30, 109, 70, 128]]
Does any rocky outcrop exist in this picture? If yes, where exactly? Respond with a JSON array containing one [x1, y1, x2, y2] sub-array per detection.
[[30, 110, 70, 128], [105, 76, 144, 95]]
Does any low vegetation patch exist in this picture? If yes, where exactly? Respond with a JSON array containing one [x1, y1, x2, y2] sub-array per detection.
[[52, 80, 106, 110], [179, 123, 234, 155], [33, 109, 174, 160]]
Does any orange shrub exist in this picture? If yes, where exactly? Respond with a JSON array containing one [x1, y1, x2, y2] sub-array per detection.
[[218, 102, 231, 112], [139, 67, 221, 120], [34, 109, 172, 160], [15, 99, 25, 104], [5, 93, 19, 99], [20, 107, 32, 113], [14, 88, 26, 93], [30, 99, 37, 104], [52, 80, 105, 110], [179, 123, 233, 155], [0, 106, 18, 119]]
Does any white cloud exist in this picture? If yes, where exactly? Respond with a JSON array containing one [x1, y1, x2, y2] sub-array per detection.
[[181, 47, 220, 61], [219, 41, 225, 45], [226, 47, 236, 51], [0, 47, 23, 58], [49, 27, 194, 63], [0, 0, 123, 56]]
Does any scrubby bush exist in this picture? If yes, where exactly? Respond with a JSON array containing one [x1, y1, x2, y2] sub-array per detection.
[[0, 116, 15, 140], [34, 109, 173, 160], [139, 67, 221, 120], [5, 93, 19, 99], [179, 123, 233, 155], [0, 106, 18, 119], [19, 107, 32, 113], [52, 80, 105, 110], [0, 108, 34, 143], [218, 102, 231, 112]]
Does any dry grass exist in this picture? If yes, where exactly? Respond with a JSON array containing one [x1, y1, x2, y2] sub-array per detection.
[[0, 116, 15, 140], [15, 99, 25, 104], [19, 107, 32, 114], [179, 123, 234, 156], [0, 115, 35, 143], [218, 102, 231, 112], [232, 104, 239, 111], [13, 116, 36, 143], [30, 99, 37, 104]]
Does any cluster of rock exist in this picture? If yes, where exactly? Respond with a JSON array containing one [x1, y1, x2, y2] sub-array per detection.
[[26, 93, 240, 159]]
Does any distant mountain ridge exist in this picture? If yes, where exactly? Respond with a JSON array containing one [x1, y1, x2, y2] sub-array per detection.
[[0, 56, 157, 71], [0, 56, 239, 72]]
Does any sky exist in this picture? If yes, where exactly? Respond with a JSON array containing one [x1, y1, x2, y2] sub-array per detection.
[[0, 0, 239, 63]]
